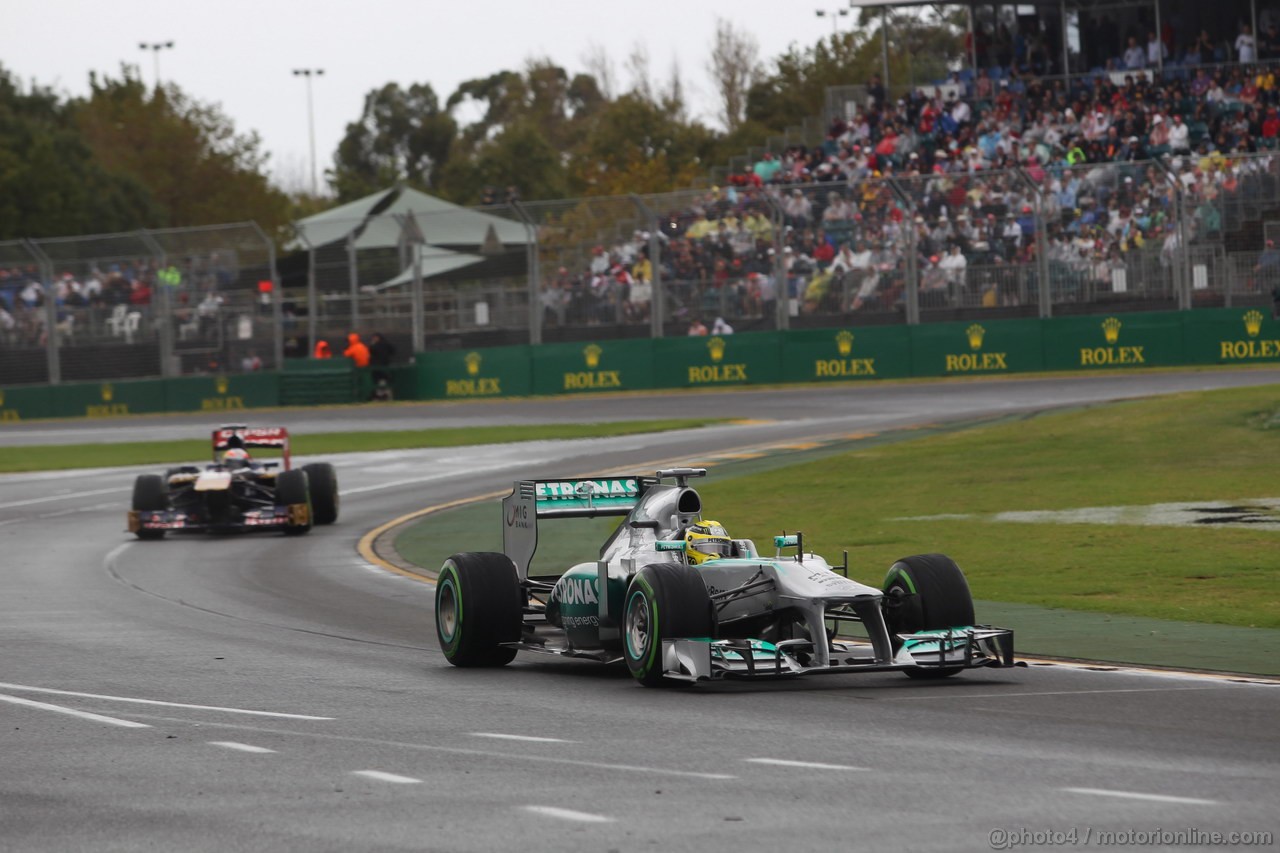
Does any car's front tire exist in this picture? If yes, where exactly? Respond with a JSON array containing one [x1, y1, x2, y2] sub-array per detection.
[[131, 474, 169, 540], [883, 553, 975, 679], [302, 463, 339, 525], [622, 563, 714, 687], [276, 469, 312, 536], [436, 552, 522, 667]]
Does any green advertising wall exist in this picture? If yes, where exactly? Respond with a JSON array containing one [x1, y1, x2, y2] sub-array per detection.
[[50, 378, 170, 419], [653, 331, 781, 389], [417, 345, 532, 400], [0, 385, 54, 421], [531, 338, 654, 395], [910, 317, 1045, 378], [1042, 312, 1186, 371], [164, 373, 281, 414], [783, 326, 912, 383], [4, 308, 1279, 422], [1182, 307, 1280, 366]]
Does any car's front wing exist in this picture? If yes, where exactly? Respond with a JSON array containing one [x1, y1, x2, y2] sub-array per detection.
[[127, 505, 307, 534], [660, 627, 1016, 682]]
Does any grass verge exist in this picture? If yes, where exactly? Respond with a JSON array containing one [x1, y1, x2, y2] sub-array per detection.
[[399, 384, 1280, 631], [0, 419, 726, 474]]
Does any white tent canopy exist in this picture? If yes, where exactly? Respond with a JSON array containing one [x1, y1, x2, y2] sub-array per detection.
[[363, 246, 485, 292], [291, 187, 530, 252]]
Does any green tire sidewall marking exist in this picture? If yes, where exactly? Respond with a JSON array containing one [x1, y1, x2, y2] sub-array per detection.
[[437, 564, 462, 654], [886, 566, 916, 594]]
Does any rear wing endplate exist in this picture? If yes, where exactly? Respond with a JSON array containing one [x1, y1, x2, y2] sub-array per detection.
[[212, 424, 292, 469], [502, 475, 654, 580]]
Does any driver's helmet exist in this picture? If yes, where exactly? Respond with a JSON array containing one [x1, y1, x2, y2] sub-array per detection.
[[685, 520, 733, 565], [221, 448, 251, 469]]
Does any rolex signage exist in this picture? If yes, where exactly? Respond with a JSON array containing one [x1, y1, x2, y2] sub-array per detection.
[[1041, 312, 1183, 371], [653, 331, 779, 388], [418, 345, 531, 400], [531, 339, 653, 395], [1183, 307, 1280, 365], [909, 318, 1042, 377], [783, 327, 911, 382]]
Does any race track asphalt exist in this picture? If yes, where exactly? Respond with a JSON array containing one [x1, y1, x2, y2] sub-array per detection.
[[2, 369, 1278, 852]]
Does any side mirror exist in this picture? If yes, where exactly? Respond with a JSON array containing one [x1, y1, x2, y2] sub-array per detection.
[[773, 535, 799, 548], [655, 540, 687, 552]]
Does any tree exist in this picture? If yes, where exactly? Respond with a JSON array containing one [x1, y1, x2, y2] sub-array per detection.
[[707, 18, 761, 133], [73, 68, 290, 236], [0, 65, 158, 240], [331, 82, 456, 202]]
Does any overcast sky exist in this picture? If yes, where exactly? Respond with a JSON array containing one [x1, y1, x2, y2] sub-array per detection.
[[4, 0, 852, 194]]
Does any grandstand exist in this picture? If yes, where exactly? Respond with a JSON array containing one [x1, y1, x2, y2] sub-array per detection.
[[2, 0, 1279, 386]]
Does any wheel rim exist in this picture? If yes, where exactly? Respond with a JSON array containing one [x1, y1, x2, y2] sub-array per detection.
[[624, 589, 650, 661], [438, 578, 459, 643]]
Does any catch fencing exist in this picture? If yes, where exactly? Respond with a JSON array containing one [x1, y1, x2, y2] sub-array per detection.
[[2, 153, 1278, 387]]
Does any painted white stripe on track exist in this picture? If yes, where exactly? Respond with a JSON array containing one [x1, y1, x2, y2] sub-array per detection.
[[209, 741, 276, 754], [745, 758, 868, 771], [0, 486, 124, 510], [0, 692, 149, 728], [470, 732, 574, 744], [0, 682, 334, 720], [523, 806, 615, 824], [352, 770, 421, 784], [1062, 787, 1218, 805]]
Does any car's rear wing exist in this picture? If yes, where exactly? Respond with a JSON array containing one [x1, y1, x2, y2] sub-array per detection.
[[502, 475, 656, 580], [212, 424, 292, 469]]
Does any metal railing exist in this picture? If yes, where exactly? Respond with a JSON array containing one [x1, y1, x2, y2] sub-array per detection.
[[2, 152, 1278, 386]]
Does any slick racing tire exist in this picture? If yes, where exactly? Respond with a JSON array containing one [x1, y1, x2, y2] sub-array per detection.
[[131, 474, 169, 540], [436, 553, 522, 667], [302, 463, 339, 525], [883, 553, 975, 680], [622, 563, 714, 687], [276, 469, 312, 536]]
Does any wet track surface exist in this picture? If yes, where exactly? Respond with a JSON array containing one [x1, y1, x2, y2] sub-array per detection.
[[2, 371, 1278, 851]]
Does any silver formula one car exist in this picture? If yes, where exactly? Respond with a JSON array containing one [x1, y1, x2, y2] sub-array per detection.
[[435, 468, 1014, 686]]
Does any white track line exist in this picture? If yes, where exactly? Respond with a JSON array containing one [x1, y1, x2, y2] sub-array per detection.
[[0, 486, 124, 510], [352, 770, 421, 784], [1062, 787, 1218, 805], [0, 692, 149, 728], [470, 732, 574, 744], [523, 806, 615, 824], [745, 758, 868, 771], [208, 741, 276, 754], [0, 682, 333, 720]]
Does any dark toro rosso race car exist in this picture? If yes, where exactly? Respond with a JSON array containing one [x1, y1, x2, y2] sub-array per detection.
[[435, 468, 1015, 686], [127, 425, 338, 539]]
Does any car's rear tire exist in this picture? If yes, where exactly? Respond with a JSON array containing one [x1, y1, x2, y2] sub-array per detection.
[[883, 553, 975, 679], [276, 469, 312, 536], [132, 474, 169, 540], [302, 463, 339, 525], [436, 552, 522, 667], [622, 563, 714, 687]]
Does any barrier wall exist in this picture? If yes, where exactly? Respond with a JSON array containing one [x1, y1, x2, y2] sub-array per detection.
[[3, 309, 1279, 422]]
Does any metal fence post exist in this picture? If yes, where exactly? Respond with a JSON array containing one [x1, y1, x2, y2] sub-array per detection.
[[763, 192, 789, 330], [137, 230, 175, 377], [247, 222, 283, 369], [346, 232, 360, 332], [630, 195, 662, 338], [1152, 157, 1193, 310], [394, 213, 426, 354], [887, 179, 919, 324], [24, 239, 59, 384], [1014, 168, 1052, 318], [510, 201, 540, 346]]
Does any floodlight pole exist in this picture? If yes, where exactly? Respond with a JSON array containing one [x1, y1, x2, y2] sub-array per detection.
[[138, 41, 174, 89], [292, 69, 325, 197]]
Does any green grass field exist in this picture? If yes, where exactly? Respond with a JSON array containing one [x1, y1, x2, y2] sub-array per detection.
[[399, 384, 1280, 631], [0, 419, 725, 473]]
